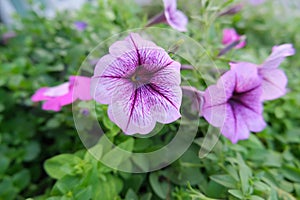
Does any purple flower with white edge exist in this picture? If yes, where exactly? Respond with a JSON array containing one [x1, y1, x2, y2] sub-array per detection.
[[230, 44, 295, 101], [202, 63, 266, 143], [91, 33, 182, 135], [147, 0, 188, 32], [74, 21, 88, 31], [222, 28, 246, 49]]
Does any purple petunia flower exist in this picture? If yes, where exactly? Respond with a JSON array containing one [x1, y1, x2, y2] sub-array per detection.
[[74, 21, 88, 31], [202, 63, 266, 143], [91, 33, 182, 135], [31, 76, 92, 111], [230, 44, 295, 101], [222, 28, 246, 49], [147, 0, 188, 32]]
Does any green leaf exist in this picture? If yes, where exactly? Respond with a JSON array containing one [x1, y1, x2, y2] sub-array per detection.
[[282, 165, 300, 183], [12, 169, 30, 191], [74, 186, 92, 200], [228, 189, 244, 199], [149, 172, 169, 199], [250, 195, 265, 200], [93, 174, 123, 200], [210, 175, 237, 189], [23, 141, 41, 161], [0, 155, 10, 175], [125, 189, 138, 200], [55, 175, 81, 194], [44, 154, 82, 179], [102, 138, 134, 168]]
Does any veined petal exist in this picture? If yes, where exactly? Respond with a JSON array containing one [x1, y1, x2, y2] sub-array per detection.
[[261, 44, 295, 69], [163, 0, 177, 12], [221, 103, 250, 144], [230, 62, 261, 93], [202, 85, 227, 127], [109, 33, 158, 58], [259, 68, 288, 100], [109, 85, 180, 135]]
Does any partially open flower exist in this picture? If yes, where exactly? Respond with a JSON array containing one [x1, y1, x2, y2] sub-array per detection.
[[91, 33, 182, 134], [222, 28, 246, 49], [31, 76, 92, 111], [230, 44, 295, 101], [202, 63, 266, 143], [146, 0, 188, 32]]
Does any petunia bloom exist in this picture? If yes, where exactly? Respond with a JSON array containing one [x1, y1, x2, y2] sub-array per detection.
[[222, 28, 246, 49], [31, 76, 92, 111], [91, 33, 182, 135], [202, 63, 266, 143], [74, 21, 88, 31], [230, 44, 295, 101], [146, 0, 188, 32]]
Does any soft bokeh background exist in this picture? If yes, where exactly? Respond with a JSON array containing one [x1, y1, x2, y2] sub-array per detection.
[[0, 0, 299, 199]]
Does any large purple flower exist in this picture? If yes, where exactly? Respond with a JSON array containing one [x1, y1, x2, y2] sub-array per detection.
[[147, 0, 188, 32], [202, 63, 266, 143], [230, 44, 295, 101], [91, 33, 182, 135]]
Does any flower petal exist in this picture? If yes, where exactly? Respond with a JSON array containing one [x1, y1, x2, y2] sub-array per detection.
[[202, 85, 227, 127], [43, 82, 70, 97], [261, 44, 295, 69], [42, 99, 62, 112], [70, 76, 92, 101], [165, 10, 188, 32], [230, 62, 261, 93], [259, 68, 288, 100], [31, 87, 51, 102], [221, 103, 250, 143]]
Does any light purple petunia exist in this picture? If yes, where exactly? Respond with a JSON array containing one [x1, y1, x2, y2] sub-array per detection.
[[74, 21, 88, 31], [91, 33, 182, 135], [222, 28, 246, 49], [31, 76, 92, 111], [147, 0, 188, 32], [230, 44, 295, 101], [202, 63, 266, 143]]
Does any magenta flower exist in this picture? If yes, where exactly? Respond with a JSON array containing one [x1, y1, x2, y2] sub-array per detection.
[[31, 76, 92, 111], [147, 0, 188, 32], [91, 33, 182, 135], [202, 63, 266, 143], [74, 21, 88, 31], [222, 28, 246, 49], [230, 44, 295, 101]]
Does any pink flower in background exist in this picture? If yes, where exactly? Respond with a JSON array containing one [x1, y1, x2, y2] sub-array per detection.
[[147, 0, 188, 32], [222, 28, 246, 49], [202, 63, 266, 143], [230, 44, 295, 101], [31, 76, 92, 111], [91, 33, 182, 135]]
